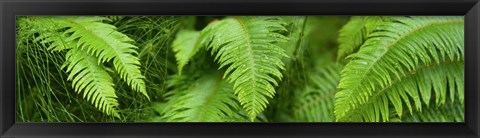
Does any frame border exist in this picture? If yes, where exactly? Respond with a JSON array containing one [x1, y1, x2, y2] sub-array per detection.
[[1, 0, 479, 137]]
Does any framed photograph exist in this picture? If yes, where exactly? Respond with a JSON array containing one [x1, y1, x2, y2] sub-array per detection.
[[1, 0, 479, 137]]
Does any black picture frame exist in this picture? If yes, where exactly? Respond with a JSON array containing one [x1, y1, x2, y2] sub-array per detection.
[[1, 0, 479, 137]]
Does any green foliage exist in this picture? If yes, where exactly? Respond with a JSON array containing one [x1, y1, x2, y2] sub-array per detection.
[[115, 16, 181, 99], [399, 101, 464, 122], [169, 16, 293, 121], [16, 16, 464, 122], [202, 17, 290, 120], [61, 17, 149, 99], [337, 16, 388, 61], [113, 16, 182, 122], [337, 16, 367, 61], [267, 17, 346, 122], [335, 16, 464, 122], [172, 30, 204, 74], [19, 16, 149, 118], [157, 71, 247, 122], [291, 64, 341, 122], [63, 48, 120, 117]]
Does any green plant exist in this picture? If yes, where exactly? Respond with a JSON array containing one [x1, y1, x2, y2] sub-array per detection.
[[16, 16, 464, 122], [18, 16, 149, 118], [335, 16, 464, 122], [156, 69, 248, 122]]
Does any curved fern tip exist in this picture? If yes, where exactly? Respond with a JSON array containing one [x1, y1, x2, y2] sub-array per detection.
[[144, 93, 151, 101]]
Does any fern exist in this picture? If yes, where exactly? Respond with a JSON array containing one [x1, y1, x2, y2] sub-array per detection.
[[17, 16, 465, 122], [160, 71, 246, 122], [60, 17, 148, 99], [398, 101, 464, 122], [63, 48, 120, 117], [292, 64, 341, 122], [116, 16, 182, 102], [25, 16, 149, 117], [337, 62, 463, 122], [172, 30, 204, 74], [202, 16, 290, 120], [337, 16, 366, 61], [337, 16, 387, 61], [335, 16, 464, 122]]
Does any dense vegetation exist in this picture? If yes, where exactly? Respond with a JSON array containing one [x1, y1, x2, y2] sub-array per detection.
[[16, 16, 464, 122]]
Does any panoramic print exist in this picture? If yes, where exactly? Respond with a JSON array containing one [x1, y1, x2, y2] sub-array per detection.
[[16, 16, 464, 122]]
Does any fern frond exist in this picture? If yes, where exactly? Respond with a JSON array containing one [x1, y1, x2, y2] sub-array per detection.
[[338, 62, 463, 122], [398, 101, 464, 122], [115, 16, 181, 104], [337, 17, 367, 61], [63, 47, 120, 118], [202, 16, 289, 120], [172, 30, 204, 74], [25, 16, 149, 117], [161, 71, 246, 122], [21, 17, 71, 52], [292, 64, 341, 122], [335, 16, 464, 122], [337, 16, 387, 61], [51, 16, 149, 100]]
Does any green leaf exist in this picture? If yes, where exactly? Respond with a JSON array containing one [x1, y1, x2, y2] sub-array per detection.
[[398, 101, 464, 122], [337, 16, 367, 61], [56, 16, 149, 100], [64, 47, 120, 118], [203, 16, 289, 121], [337, 16, 386, 61], [292, 64, 342, 122], [172, 30, 204, 74], [26, 16, 149, 117], [161, 71, 246, 122], [335, 16, 464, 122]]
